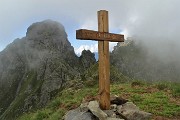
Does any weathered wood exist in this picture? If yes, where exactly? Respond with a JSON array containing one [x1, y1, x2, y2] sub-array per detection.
[[76, 29, 124, 42], [98, 10, 110, 110], [76, 10, 124, 110]]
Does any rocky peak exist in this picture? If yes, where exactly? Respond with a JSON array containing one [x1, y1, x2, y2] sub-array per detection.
[[0, 20, 79, 119], [80, 50, 96, 70], [26, 20, 72, 52], [26, 19, 66, 40]]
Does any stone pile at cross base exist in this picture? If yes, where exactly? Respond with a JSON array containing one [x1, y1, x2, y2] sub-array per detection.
[[64, 96, 152, 120]]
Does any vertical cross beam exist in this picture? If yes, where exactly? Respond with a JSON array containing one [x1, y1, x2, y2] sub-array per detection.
[[98, 10, 110, 110], [76, 10, 124, 110]]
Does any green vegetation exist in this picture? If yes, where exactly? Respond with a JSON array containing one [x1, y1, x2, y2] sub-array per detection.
[[131, 80, 145, 87], [156, 82, 169, 90], [171, 83, 180, 97], [17, 80, 180, 120], [0, 70, 39, 120]]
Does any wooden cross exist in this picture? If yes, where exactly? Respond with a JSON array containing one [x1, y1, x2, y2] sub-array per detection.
[[76, 10, 124, 110]]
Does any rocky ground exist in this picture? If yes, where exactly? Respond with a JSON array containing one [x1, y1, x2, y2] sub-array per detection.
[[65, 97, 152, 120]]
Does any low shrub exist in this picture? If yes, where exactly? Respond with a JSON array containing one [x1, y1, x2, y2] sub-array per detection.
[[156, 83, 169, 90], [131, 80, 145, 87], [172, 86, 180, 97]]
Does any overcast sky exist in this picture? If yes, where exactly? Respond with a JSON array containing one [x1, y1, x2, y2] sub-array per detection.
[[1, 0, 180, 58]]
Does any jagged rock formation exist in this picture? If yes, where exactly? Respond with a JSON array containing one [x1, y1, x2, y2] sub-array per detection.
[[0, 20, 95, 119], [111, 40, 180, 81], [80, 50, 96, 70]]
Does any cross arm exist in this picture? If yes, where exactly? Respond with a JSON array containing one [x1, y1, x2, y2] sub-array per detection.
[[76, 29, 124, 42]]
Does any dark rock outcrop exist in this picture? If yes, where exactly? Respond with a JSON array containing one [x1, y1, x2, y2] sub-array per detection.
[[80, 50, 96, 70], [0, 20, 86, 119]]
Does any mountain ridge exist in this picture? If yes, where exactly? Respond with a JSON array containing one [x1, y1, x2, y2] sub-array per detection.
[[0, 20, 96, 119], [111, 40, 180, 82], [0, 19, 180, 119]]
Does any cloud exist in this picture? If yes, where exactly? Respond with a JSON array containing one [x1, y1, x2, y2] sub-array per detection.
[[0, 0, 180, 63], [109, 42, 118, 52], [120, 29, 129, 40], [75, 42, 117, 55], [75, 44, 98, 55], [80, 19, 97, 31]]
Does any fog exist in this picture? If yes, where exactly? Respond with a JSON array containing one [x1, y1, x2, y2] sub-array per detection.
[[0, 0, 180, 64], [123, 0, 180, 64]]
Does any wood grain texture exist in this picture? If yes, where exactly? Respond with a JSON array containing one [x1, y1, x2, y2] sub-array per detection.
[[76, 29, 124, 42], [98, 10, 110, 110]]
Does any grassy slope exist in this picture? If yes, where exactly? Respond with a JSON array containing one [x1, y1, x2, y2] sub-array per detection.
[[0, 70, 39, 119], [17, 80, 180, 120]]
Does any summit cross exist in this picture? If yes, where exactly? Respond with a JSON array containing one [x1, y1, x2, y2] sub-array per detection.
[[76, 10, 124, 110]]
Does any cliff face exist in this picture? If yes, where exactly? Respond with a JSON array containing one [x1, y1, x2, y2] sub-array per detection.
[[0, 20, 93, 119], [79, 50, 96, 70], [111, 41, 180, 82]]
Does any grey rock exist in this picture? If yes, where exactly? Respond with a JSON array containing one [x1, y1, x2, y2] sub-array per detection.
[[107, 118, 124, 120], [104, 110, 117, 118], [65, 100, 151, 120], [117, 102, 139, 114], [80, 102, 89, 112], [64, 108, 98, 120], [110, 104, 117, 112], [117, 102, 152, 120], [88, 101, 108, 120], [116, 105, 122, 112], [121, 110, 152, 120]]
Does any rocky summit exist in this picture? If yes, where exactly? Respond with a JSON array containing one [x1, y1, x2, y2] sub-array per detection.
[[0, 20, 95, 119], [64, 97, 152, 120]]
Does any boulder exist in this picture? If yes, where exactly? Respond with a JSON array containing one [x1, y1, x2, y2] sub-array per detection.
[[88, 101, 108, 120], [65, 96, 152, 120], [110, 104, 117, 112], [80, 102, 89, 112], [104, 110, 117, 118], [117, 102, 139, 113], [107, 118, 124, 120], [64, 108, 98, 120], [117, 102, 152, 120], [110, 96, 128, 105]]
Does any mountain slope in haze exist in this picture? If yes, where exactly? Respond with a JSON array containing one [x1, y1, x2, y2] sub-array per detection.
[[111, 40, 180, 82], [0, 20, 96, 119], [1, 19, 179, 120]]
